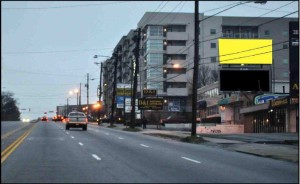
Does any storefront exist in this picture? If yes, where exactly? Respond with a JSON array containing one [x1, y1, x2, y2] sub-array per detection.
[[241, 96, 299, 133]]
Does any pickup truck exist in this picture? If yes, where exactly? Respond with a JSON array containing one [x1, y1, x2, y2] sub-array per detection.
[[65, 112, 88, 131]]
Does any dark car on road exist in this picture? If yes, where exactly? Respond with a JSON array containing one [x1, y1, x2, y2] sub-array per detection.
[[41, 116, 48, 121]]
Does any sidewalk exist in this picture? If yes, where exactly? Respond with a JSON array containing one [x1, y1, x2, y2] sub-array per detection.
[[98, 123, 299, 163]]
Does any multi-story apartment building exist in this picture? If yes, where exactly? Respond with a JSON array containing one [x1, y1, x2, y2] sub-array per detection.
[[102, 12, 298, 131]]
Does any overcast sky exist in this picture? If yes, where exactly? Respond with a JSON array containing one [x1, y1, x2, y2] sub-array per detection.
[[1, 1, 298, 120]]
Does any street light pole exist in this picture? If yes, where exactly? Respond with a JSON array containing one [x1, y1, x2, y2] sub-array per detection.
[[94, 54, 110, 123]]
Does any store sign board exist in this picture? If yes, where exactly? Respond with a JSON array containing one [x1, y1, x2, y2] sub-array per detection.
[[138, 98, 164, 110]]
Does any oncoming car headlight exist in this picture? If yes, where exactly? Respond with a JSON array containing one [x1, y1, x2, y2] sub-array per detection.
[[22, 118, 30, 123]]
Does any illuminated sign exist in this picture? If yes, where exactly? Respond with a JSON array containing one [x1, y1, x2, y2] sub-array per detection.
[[138, 98, 164, 110], [218, 39, 272, 64], [270, 97, 288, 108], [253, 94, 289, 105], [143, 89, 157, 97], [116, 88, 132, 96]]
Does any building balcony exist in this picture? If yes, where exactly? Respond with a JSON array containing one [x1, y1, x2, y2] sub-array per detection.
[[166, 46, 188, 54], [166, 59, 187, 68], [166, 32, 188, 40], [167, 88, 188, 96], [166, 74, 187, 82]]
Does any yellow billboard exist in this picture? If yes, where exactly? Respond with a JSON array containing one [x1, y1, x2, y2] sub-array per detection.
[[218, 39, 272, 64]]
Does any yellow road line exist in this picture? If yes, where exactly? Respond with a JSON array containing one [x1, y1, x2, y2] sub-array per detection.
[[1, 124, 36, 164], [1, 123, 30, 140]]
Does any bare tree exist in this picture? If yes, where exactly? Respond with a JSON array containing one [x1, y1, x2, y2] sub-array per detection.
[[198, 65, 211, 88], [210, 69, 219, 83]]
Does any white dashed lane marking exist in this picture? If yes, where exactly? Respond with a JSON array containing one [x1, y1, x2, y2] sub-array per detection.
[[118, 137, 124, 140], [71, 136, 75, 139], [181, 157, 201, 164], [105, 133, 110, 135], [78, 142, 83, 146], [92, 154, 101, 160], [140, 144, 150, 148]]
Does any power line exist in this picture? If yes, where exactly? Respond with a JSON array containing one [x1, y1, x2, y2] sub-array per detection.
[[199, 2, 293, 46], [148, 47, 289, 84], [2, 1, 131, 10], [242, 2, 296, 13], [2, 47, 114, 55]]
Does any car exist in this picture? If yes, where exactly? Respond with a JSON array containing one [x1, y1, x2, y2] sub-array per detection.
[[65, 111, 87, 131], [22, 118, 30, 123], [41, 116, 48, 121], [52, 115, 64, 122], [99, 117, 110, 125], [159, 114, 187, 126]]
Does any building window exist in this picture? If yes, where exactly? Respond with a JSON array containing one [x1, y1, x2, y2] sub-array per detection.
[[166, 82, 186, 88], [168, 25, 186, 32], [148, 26, 163, 36], [210, 29, 216, 35], [282, 72, 289, 78], [167, 68, 186, 74], [282, 59, 288, 64], [211, 43, 216, 48], [211, 57, 217, 63], [168, 40, 186, 46], [282, 31, 288, 36], [264, 30, 270, 36], [146, 39, 163, 51], [282, 44, 288, 49], [146, 53, 163, 65], [168, 54, 186, 60]]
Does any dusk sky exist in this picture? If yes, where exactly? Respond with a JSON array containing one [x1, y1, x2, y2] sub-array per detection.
[[1, 1, 298, 120]]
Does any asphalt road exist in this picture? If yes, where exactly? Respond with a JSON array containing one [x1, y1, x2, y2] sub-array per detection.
[[1, 121, 298, 183]]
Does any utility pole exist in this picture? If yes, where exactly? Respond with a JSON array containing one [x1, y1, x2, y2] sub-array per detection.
[[111, 47, 120, 126], [79, 83, 81, 111], [131, 28, 141, 129], [87, 73, 89, 120], [97, 63, 103, 123], [66, 98, 69, 116], [192, 0, 199, 136]]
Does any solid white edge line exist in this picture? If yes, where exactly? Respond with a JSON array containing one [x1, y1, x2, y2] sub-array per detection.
[[140, 144, 150, 148], [181, 157, 201, 164], [78, 142, 83, 146], [92, 154, 101, 160]]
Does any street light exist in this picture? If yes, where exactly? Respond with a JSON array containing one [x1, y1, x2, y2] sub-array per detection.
[[94, 54, 110, 124]]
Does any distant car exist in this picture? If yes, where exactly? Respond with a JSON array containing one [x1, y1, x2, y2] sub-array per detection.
[[99, 117, 110, 125], [52, 115, 63, 122], [41, 116, 48, 121], [65, 112, 87, 131], [22, 118, 30, 123], [159, 114, 187, 126]]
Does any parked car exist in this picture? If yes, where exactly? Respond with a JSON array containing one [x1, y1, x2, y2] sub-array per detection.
[[65, 111, 87, 131], [99, 117, 110, 125], [41, 116, 48, 121], [159, 114, 187, 126]]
